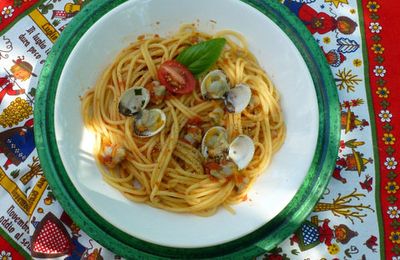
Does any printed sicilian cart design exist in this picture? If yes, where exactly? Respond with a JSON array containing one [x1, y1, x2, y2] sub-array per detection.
[[0, 0, 389, 259], [0, 1, 113, 258], [0, 2, 108, 258], [0, 57, 46, 258], [263, 0, 381, 259]]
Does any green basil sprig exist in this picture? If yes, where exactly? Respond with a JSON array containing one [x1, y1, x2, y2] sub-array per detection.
[[176, 38, 226, 77]]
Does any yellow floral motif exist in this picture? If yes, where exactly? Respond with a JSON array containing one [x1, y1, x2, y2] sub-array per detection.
[[389, 231, 400, 244], [323, 37, 331, 44], [328, 243, 340, 255], [371, 43, 385, 54], [385, 181, 400, 194], [376, 87, 389, 98], [367, 1, 380, 12], [353, 59, 362, 67], [350, 9, 356, 14], [383, 133, 396, 145]]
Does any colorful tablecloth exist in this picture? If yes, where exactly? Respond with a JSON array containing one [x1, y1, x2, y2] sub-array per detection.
[[0, 0, 398, 259]]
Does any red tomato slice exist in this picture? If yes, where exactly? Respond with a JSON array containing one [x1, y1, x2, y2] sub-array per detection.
[[157, 60, 196, 95]]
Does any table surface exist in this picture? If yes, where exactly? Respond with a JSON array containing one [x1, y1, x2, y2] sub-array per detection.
[[0, 0, 398, 259]]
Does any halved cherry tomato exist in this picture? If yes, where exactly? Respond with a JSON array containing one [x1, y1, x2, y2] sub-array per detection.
[[157, 60, 196, 95]]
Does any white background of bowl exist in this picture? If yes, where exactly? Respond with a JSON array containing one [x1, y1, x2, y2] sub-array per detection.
[[55, 0, 318, 248]]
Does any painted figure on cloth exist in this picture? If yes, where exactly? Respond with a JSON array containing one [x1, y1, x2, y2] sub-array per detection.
[[364, 235, 378, 252], [51, 0, 88, 20], [0, 57, 35, 104], [60, 211, 104, 260], [290, 216, 358, 252], [0, 118, 34, 169], [333, 149, 373, 183], [283, 0, 357, 35]]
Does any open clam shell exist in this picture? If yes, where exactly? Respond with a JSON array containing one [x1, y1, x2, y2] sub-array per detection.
[[228, 134, 255, 170], [133, 108, 166, 138], [201, 126, 255, 170], [225, 83, 252, 113], [201, 126, 229, 159], [118, 86, 150, 116], [201, 70, 230, 100]]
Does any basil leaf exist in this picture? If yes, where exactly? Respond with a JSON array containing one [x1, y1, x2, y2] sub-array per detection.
[[176, 38, 226, 77]]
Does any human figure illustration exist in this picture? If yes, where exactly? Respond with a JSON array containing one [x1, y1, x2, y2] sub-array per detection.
[[0, 57, 36, 104], [0, 118, 34, 169]]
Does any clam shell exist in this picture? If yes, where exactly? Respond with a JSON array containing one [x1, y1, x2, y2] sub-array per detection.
[[133, 108, 166, 138], [225, 83, 252, 113], [201, 126, 229, 159], [201, 70, 230, 100], [228, 135, 255, 170], [118, 86, 150, 116]]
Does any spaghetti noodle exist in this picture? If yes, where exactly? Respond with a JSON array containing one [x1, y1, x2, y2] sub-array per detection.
[[81, 25, 285, 216]]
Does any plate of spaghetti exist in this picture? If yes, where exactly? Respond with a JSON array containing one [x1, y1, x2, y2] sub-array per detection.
[[34, 0, 340, 258]]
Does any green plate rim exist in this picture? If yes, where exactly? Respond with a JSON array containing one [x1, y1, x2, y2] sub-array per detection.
[[34, 0, 340, 258]]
